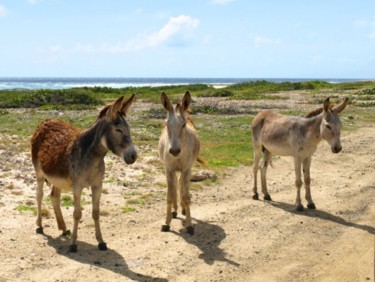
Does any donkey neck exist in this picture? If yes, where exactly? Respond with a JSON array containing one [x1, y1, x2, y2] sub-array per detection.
[[76, 118, 108, 160], [304, 113, 324, 143]]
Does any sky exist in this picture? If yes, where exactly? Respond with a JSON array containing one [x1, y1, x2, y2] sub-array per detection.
[[0, 0, 374, 78]]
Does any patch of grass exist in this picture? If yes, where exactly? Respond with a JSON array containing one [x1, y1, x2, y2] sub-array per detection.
[[61, 195, 73, 207], [192, 105, 238, 114], [353, 101, 375, 107], [17, 205, 36, 214], [196, 115, 252, 167], [121, 206, 136, 213], [356, 88, 375, 95], [126, 198, 146, 205]]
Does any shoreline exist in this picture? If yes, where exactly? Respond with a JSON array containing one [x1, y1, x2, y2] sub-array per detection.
[[1, 77, 372, 91]]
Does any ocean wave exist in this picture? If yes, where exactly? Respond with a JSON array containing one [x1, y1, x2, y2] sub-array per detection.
[[0, 77, 365, 90]]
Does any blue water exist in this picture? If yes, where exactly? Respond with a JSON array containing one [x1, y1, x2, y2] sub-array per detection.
[[0, 77, 367, 90]]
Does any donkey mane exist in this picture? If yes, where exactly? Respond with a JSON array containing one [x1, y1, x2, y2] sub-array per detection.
[[162, 104, 196, 129], [97, 103, 127, 119], [178, 103, 196, 128], [98, 104, 112, 119], [304, 104, 334, 118]]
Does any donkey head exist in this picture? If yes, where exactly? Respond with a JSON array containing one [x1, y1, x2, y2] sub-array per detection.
[[161, 91, 191, 157], [321, 97, 349, 153], [100, 95, 137, 164]]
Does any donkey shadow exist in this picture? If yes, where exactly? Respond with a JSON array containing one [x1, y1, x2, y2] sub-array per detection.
[[44, 234, 167, 282], [268, 201, 375, 234], [171, 217, 240, 267]]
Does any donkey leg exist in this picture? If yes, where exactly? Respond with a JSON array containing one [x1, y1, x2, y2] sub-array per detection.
[[252, 146, 262, 200], [294, 158, 304, 211], [172, 179, 178, 219], [70, 188, 83, 253], [91, 185, 107, 250], [35, 176, 44, 234], [162, 169, 177, 232], [303, 157, 315, 209], [50, 186, 69, 236], [180, 169, 194, 235], [260, 150, 272, 201]]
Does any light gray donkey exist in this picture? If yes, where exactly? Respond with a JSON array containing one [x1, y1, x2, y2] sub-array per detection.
[[251, 97, 348, 211], [158, 91, 203, 235]]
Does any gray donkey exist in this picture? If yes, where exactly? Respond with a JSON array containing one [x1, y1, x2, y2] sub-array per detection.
[[252, 97, 348, 211], [31, 95, 137, 252]]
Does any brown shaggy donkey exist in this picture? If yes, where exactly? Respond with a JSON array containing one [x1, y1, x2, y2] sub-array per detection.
[[31, 95, 137, 252], [158, 91, 201, 235], [252, 97, 348, 211]]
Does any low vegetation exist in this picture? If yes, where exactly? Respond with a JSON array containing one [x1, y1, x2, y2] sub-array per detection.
[[1, 80, 374, 170]]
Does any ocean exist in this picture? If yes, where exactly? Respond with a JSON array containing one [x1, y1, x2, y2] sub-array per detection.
[[0, 77, 366, 90]]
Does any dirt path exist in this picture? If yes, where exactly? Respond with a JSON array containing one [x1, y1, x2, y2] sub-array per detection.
[[0, 120, 374, 281]]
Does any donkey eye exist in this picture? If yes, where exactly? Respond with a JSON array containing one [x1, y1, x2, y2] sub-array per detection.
[[326, 125, 332, 130], [182, 123, 186, 128], [115, 128, 123, 134]]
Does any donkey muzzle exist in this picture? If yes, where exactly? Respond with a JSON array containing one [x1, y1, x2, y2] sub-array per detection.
[[169, 147, 181, 156], [332, 145, 342, 153], [124, 148, 137, 164]]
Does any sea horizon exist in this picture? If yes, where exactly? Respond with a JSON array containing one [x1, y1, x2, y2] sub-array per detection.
[[0, 77, 372, 90]]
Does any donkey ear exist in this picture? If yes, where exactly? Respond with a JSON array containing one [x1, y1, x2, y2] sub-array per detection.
[[323, 97, 331, 112], [121, 94, 135, 115], [333, 97, 349, 114], [161, 92, 173, 112], [108, 96, 125, 120], [181, 91, 191, 111]]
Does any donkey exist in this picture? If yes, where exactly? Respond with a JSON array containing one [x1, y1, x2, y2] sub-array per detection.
[[251, 97, 348, 211], [31, 95, 137, 252], [158, 91, 201, 235]]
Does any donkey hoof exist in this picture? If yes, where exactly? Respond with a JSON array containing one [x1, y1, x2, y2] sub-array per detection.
[[264, 194, 272, 201], [98, 242, 107, 251], [252, 193, 259, 200], [62, 230, 71, 237], [186, 226, 194, 235], [296, 204, 304, 212], [161, 225, 170, 232], [36, 227, 44, 234], [172, 211, 178, 218], [307, 203, 316, 209], [69, 244, 77, 253], [182, 208, 186, 216]]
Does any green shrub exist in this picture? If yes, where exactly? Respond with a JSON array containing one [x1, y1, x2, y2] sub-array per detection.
[[0, 89, 103, 109]]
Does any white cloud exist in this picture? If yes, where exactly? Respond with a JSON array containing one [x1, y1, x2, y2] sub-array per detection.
[[46, 15, 199, 54], [253, 35, 279, 47], [0, 5, 8, 17], [210, 0, 235, 5], [146, 15, 199, 47]]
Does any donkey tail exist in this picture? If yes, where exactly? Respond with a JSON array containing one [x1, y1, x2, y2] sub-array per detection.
[[197, 156, 207, 167], [260, 158, 273, 169], [261, 146, 273, 168]]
